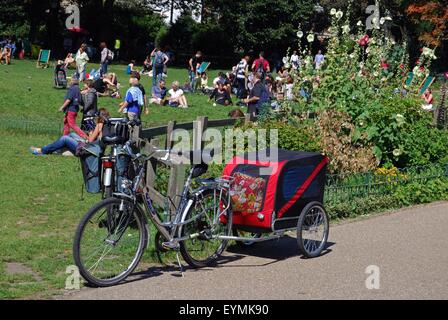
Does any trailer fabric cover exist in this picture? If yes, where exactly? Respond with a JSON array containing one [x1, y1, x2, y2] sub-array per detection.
[[223, 148, 328, 231]]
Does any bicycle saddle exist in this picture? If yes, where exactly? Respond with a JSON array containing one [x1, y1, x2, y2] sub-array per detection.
[[102, 135, 126, 145]]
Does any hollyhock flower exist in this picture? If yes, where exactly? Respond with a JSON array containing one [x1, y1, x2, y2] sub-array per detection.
[[297, 30, 304, 38], [399, 64, 405, 69], [336, 11, 343, 19], [380, 17, 386, 25], [357, 21, 363, 27], [393, 149, 403, 157], [307, 34, 315, 43], [330, 8, 337, 15], [444, 71, 448, 80], [342, 25, 350, 34]]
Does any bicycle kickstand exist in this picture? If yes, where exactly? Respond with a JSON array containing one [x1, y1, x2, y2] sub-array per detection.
[[176, 252, 184, 277]]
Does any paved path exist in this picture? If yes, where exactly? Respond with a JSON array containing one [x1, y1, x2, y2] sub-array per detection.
[[63, 202, 448, 300]]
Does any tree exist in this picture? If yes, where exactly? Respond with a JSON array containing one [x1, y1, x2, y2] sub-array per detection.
[[406, 0, 448, 47], [202, 0, 315, 54]]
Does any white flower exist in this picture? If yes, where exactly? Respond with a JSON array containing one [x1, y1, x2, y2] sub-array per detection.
[[393, 149, 403, 157], [297, 30, 304, 38], [342, 25, 350, 34], [385, 16, 393, 21], [282, 57, 289, 64], [380, 17, 386, 25], [372, 17, 378, 26], [357, 20, 363, 27], [330, 8, 337, 15], [336, 11, 343, 19], [349, 53, 355, 59], [366, 47, 370, 53], [307, 34, 315, 43], [373, 71, 379, 77]]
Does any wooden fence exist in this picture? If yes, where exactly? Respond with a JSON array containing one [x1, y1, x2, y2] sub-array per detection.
[[132, 114, 254, 212]]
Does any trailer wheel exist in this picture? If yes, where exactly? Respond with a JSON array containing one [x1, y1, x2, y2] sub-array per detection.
[[297, 202, 329, 258]]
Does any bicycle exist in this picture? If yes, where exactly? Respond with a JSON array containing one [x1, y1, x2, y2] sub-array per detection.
[[99, 117, 140, 199], [73, 141, 233, 287]]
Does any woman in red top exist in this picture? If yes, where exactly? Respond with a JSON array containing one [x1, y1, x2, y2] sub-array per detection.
[[421, 89, 434, 111]]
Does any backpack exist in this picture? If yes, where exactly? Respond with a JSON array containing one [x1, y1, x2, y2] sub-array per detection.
[[255, 58, 266, 77], [107, 49, 114, 61], [154, 51, 164, 68], [79, 142, 103, 194]]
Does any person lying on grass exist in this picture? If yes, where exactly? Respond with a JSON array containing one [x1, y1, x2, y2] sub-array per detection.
[[30, 108, 110, 156], [209, 82, 233, 106]]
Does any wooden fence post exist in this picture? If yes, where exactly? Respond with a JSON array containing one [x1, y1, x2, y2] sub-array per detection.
[[245, 113, 252, 124], [166, 120, 176, 150]]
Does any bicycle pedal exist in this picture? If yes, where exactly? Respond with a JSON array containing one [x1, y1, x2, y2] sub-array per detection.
[[162, 241, 180, 251]]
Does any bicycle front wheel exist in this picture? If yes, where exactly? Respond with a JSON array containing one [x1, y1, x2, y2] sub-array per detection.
[[73, 198, 148, 287], [179, 188, 230, 268]]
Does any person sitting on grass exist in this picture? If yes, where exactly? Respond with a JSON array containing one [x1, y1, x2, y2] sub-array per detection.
[[200, 72, 213, 94], [141, 55, 152, 75], [59, 78, 89, 140], [30, 108, 110, 156], [0, 46, 11, 65], [118, 77, 144, 121], [126, 60, 136, 75], [421, 89, 434, 111], [166, 81, 188, 108], [93, 73, 119, 98], [150, 79, 168, 106], [209, 82, 233, 106]]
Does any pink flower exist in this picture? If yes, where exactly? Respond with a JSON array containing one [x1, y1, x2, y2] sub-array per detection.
[[444, 71, 448, 80]]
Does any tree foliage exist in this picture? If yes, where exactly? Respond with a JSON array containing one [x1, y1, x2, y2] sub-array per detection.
[[406, 0, 448, 47]]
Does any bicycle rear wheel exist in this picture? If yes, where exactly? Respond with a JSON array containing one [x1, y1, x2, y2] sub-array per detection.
[[179, 188, 230, 268], [73, 198, 148, 287]]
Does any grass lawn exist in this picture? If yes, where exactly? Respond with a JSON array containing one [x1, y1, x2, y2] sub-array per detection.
[[0, 59, 234, 126], [0, 59, 445, 299], [0, 59, 236, 299]]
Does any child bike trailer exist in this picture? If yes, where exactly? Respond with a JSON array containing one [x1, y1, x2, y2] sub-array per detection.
[[223, 148, 330, 257]]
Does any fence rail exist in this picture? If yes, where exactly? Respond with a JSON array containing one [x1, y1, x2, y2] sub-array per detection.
[[325, 162, 448, 205], [2, 116, 447, 210]]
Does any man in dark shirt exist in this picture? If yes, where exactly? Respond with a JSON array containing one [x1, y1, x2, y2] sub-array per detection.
[[59, 78, 88, 139], [189, 51, 203, 92], [243, 73, 266, 116]]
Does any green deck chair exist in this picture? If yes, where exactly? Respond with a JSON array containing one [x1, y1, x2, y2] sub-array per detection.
[[404, 72, 414, 87], [36, 49, 51, 68], [419, 75, 435, 95]]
